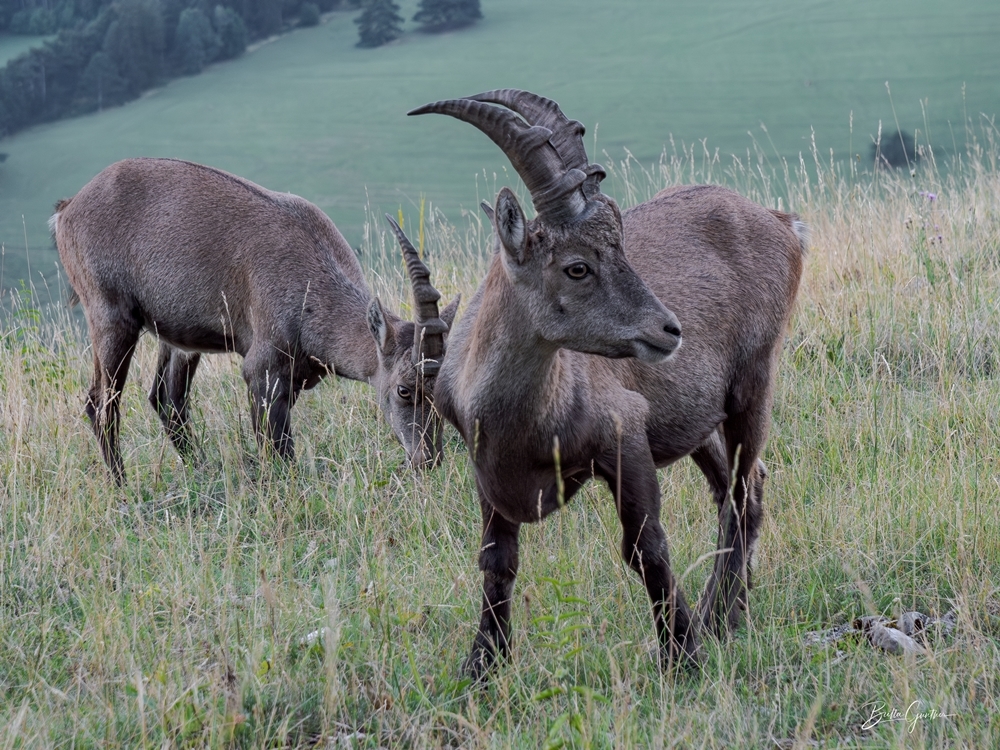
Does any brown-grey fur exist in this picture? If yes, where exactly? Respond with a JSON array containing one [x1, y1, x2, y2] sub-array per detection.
[[407, 90, 805, 677], [51, 157, 457, 484]]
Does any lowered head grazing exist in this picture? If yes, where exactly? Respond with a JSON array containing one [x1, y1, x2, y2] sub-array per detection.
[[368, 215, 459, 469], [52, 158, 455, 483]]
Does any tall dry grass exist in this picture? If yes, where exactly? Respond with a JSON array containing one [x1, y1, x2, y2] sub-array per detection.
[[1, 126, 999, 748]]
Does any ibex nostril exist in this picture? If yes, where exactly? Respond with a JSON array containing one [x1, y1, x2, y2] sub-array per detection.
[[664, 321, 682, 338]]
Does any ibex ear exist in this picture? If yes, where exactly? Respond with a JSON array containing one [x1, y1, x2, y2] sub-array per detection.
[[367, 297, 396, 356], [495, 188, 527, 265], [440, 295, 461, 329], [481, 202, 501, 256]]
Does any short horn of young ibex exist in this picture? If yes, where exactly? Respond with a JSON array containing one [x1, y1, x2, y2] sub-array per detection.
[[407, 90, 806, 676], [52, 158, 458, 484]]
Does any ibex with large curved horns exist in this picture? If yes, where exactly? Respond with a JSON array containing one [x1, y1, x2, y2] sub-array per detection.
[[52, 158, 457, 484], [407, 89, 805, 675]]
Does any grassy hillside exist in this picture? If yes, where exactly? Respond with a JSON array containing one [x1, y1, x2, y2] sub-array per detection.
[[0, 32, 49, 65], [1, 0, 999, 291], [1, 141, 999, 747]]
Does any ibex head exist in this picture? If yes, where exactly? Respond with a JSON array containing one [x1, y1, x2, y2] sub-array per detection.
[[367, 216, 459, 469], [410, 89, 681, 363]]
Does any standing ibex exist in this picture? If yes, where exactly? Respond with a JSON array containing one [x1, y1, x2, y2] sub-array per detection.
[[406, 90, 805, 675], [52, 158, 457, 484]]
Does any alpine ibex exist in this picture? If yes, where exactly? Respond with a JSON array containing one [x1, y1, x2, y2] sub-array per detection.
[[51, 158, 457, 484], [406, 90, 805, 675]]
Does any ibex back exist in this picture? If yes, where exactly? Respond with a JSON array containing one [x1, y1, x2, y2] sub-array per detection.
[[406, 90, 805, 676], [52, 158, 457, 484]]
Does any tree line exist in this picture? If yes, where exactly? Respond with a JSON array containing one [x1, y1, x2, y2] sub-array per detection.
[[0, 0, 349, 139], [356, 0, 481, 48], [0, 0, 482, 140]]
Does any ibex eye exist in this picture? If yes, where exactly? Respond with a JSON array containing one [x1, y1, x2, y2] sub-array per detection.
[[396, 385, 412, 400], [565, 263, 591, 280]]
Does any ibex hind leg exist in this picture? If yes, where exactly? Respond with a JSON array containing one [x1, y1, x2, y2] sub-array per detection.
[[149, 343, 202, 457], [693, 429, 769, 638], [243, 345, 295, 460], [691, 428, 730, 638], [86, 319, 140, 485], [697, 396, 770, 637]]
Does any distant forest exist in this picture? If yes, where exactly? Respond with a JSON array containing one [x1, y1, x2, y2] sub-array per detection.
[[0, 0, 480, 140], [0, 0, 350, 138]]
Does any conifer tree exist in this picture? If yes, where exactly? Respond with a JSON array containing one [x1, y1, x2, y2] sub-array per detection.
[[78, 51, 126, 111], [102, 0, 165, 96], [174, 7, 220, 74], [413, 0, 480, 32], [299, 2, 320, 26], [214, 6, 249, 60], [355, 0, 402, 47], [246, 0, 283, 37]]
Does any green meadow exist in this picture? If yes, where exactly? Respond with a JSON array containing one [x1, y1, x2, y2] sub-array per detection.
[[0, 33, 51, 66], [2, 1, 1000, 746], [2, 142, 999, 747], [2, 0, 1000, 289]]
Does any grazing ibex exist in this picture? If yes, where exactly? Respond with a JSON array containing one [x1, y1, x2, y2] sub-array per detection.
[[406, 90, 805, 676], [52, 158, 457, 484]]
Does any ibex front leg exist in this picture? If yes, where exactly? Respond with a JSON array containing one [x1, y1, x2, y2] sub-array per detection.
[[464, 485, 520, 681], [243, 344, 295, 459], [600, 441, 699, 668]]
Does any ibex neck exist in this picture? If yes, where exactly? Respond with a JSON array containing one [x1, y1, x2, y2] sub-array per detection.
[[457, 263, 576, 429], [334, 306, 380, 382], [301, 278, 379, 383]]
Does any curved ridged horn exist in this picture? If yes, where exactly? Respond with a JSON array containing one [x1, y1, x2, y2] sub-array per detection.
[[467, 89, 607, 199], [384, 214, 446, 376], [409, 96, 588, 224]]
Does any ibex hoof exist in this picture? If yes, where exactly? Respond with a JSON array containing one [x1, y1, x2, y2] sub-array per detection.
[[662, 637, 702, 674], [462, 648, 494, 684]]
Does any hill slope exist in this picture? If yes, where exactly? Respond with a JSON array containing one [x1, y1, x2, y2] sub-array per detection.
[[1, 0, 998, 289], [0, 33, 50, 65], [2, 149, 999, 747]]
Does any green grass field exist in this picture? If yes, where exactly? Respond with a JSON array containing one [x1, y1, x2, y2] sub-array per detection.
[[2, 0, 1000, 291], [0, 33, 50, 66], [2, 138, 999, 746]]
